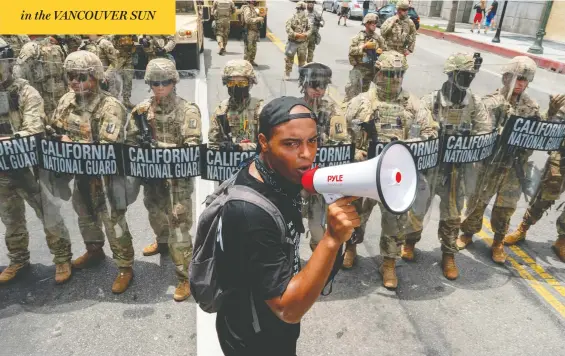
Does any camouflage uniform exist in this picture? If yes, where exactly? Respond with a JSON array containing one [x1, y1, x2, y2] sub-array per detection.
[[379, 0, 416, 55], [345, 51, 434, 286], [65, 36, 84, 53], [242, 2, 264, 65], [297, 62, 350, 249], [138, 35, 176, 63], [14, 37, 67, 119], [82, 36, 121, 98], [343, 13, 387, 103], [213, 0, 236, 54], [111, 35, 137, 109], [0, 35, 30, 57], [0, 38, 72, 284], [284, 2, 312, 78], [306, 0, 324, 63], [49, 50, 134, 293], [459, 56, 542, 263], [208, 59, 263, 151], [129, 58, 202, 301]]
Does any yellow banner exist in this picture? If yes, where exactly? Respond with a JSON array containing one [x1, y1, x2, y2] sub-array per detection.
[[0, 0, 176, 35]]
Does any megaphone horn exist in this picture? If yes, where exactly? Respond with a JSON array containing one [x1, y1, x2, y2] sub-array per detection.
[[301, 141, 418, 214]]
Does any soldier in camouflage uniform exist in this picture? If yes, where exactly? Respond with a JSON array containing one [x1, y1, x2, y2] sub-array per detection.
[[241, 0, 264, 66], [345, 51, 435, 287], [213, 0, 236, 55], [343, 13, 386, 103], [81, 35, 121, 98], [130, 58, 202, 301], [14, 35, 67, 119], [208, 59, 263, 151], [284, 2, 312, 80], [112, 35, 137, 109], [48, 50, 135, 294], [457, 56, 565, 264], [305, 0, 324, 63], [379, 0, 416, 56], [402, 53, 491, 280], [0, 35, 30, 57], [65, 36, 84, 53], [297, 62, 350, 250], [0, 39, 72, 285], [138, 35, 177, 62]]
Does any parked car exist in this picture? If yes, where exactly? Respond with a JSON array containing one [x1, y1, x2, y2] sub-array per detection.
[[370, 3, 420, 30], [322, 0, 370, 20]]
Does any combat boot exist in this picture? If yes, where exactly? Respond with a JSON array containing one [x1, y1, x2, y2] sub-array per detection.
[[379, 257, 397, 289], [401, 242, 416, 261], [142, 241, 169, 256], [441, 253, 458, 280], [55, 262, 72, 284], [552, 236, 565, 262], [0, 263, 30, 284], [491, 237, 507, 264], [173, 280, 191, 302], [504, 222, 529, 245], [456, 233, 473, 250], [342, 244, 357, 269], [72, 247, 106, 269], [112, 267, 133, 294], [122, 98, 135, 110]]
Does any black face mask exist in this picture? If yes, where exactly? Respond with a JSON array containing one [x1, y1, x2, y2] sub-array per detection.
[[228, 86, 250, 101], [450, 71, 475, 90]]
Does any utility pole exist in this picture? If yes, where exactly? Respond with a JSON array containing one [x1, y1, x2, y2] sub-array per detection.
[[492, 0, 509, 43], [528, 0, 554, 54]]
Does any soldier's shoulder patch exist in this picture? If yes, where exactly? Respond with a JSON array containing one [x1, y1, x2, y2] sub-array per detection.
[[188, 118, 198, 129], [335, 122, 344, 134], [106, 122, 116, 134]]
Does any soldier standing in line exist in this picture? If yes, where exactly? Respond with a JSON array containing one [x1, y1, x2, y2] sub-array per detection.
[[0, 39, 72, 284], [48, 50, 135, 294], [208, 59, 263, 151], [139, 35, 177, 62], [241, 0, 264, 66], [379, 0, 416, 56], [457, 56, 565, 264], [65, 36, 84, 54], [284, 1, 312, 81], [112, 35, 137, 109], [345, 51, 436, 287], [81, 35, 121, 98], [0, 35, 30, 58], [305, 0, 324, 63], [213, 0, 236, 55], [343, 13, 386, 103], [129, 58, 202, 301], [297, 62, 350, 251], [401, 53, 491, 280], [14, 35, 67, 119]]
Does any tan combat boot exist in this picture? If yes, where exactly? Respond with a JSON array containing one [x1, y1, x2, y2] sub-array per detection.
[[142, 241, 168, 256], [379, 257, 397, 289], [491, 237, 507, 264], [122, 98, 135, 110], [173, 280, 191, 302], [552, 236, 565, 262], [342, 244, 357, 269], [456, 233, 473, 250], [503, 222, 529, 245], [55, 262, 72, 284], [72, 247, 106, 269], [442, 253, 458, 280], [112, 267, 133, 294], [0, 263, 30, 284], [401, 242, 416, 261]]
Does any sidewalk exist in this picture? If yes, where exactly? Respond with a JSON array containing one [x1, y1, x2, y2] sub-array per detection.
[[418, 16, 565, 74]]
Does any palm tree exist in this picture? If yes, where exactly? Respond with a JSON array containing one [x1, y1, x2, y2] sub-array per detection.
[[446, 0, 459, 32]]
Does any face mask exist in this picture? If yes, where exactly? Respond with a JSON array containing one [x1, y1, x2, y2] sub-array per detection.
[[376, 71, 403, 100], [450, 71, 475, 90], [228, 86, 250, 101]]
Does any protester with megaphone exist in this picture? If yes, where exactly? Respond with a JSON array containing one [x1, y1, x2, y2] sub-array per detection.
[[344, 50, 438, 289]]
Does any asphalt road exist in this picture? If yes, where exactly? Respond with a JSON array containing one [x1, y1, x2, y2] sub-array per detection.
[[2, 1, 565, 355]]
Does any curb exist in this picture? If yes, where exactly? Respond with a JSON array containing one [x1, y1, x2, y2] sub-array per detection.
[[419, 28, 565, 74]]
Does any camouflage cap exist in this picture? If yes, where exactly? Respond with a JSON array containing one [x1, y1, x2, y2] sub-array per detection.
[[296, 1, 307, 9], [0, 38, 14, 60], [375, 50, 408, 71], [144, 58, 180, 83], [364, 13, 378, 23], [64, 50, 105, 80], [444, 52, 477, 74], [502, 56, 536, 82], [222, 59, 257, 84], [397, 0, 411, 10]]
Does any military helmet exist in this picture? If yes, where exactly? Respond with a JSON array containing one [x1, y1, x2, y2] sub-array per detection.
[[0, 38, 14, 60], [144, 58, 180, 84], [444, 52, 479, 74], [502, 56, 536, 82], [296, 1, 307, 9], [375, 50, 408, 71], [299, 62, 332, 87], [397, 0, 411, 10], [222, 59, 257, 85], [364, 13, 378, 24], [64, 50, 105, 80]]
